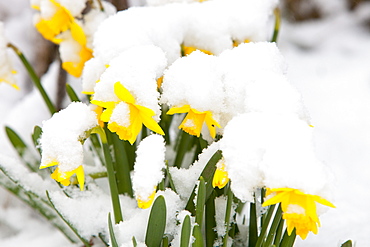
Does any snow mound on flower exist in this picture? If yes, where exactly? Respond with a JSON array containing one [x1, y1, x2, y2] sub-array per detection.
[[93, 0, 277, 65], [40, 102, 98, 172], [92, 45, 167, 119], [220, 112, 330, 202], [133, 135, 166, 202], [161, 50, 224, 112]]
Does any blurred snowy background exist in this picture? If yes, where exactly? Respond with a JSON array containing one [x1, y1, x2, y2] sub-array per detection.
[[0, 0, 370, 246]]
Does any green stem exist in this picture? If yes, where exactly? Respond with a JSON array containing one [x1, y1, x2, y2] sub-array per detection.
[[96, 127, 123, 223], [264, 205, 283, 247], [273, 216, 285, 246], [8, 43, 56, 114], [111, 133, 133, 196], [271, 7, 281, 43], [223, 186, 233, 247], [248, 202, 258, 247], [280, 229, 296, 247], [205, 192, 216, 247], [255, 204, 276, 247]]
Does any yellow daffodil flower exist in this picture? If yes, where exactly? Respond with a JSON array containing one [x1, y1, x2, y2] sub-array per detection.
[[212, 162, 229, 189], [33, 0, 74, 44], [61, 40, 93, 77], [181, 44, 213, 56], [91, 82, 164, 144], [167, 105, 220, 138], [40, 161, 85, 190], [0, 69, 19, 90], [137, 188, 156, 209], [262, 188, 335, 240], [33, 0, 93, 77], [0, 23, 19, 90]]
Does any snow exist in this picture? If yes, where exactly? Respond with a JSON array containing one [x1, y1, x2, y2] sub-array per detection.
[[132, 135, 166, 202], [1, 1, 370, 246], [39, 102, 98, 172]]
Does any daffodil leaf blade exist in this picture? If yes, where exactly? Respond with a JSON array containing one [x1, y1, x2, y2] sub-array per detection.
[[180, 215, 191, 247], [145, 195, 167, 247], [108, 213, 119, 247]]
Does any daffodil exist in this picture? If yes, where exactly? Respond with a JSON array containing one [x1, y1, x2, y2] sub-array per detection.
[[262, 188, 335, 240], [0, 63, 19, 90], [212, 161, 229, 189], [137, 188, 156, 209], [181, 44, 213, 56], [33, 0, 75, 44], [167, 105, 220, 138], [60, 32, 93, 77], [33, 0, 93, 77], [0, 22, 19, 90], [41, 161, 85, 190], [91, 82, 164, 144]]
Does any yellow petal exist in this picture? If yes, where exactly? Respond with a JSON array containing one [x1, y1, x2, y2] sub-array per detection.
[[70, 21, 87, 46], [40, 160, 58, 169], [74, 165, 85, 191], [114, 82, 135, 104], [62, 45, 93, 77], [137, 105, 164, 136], [262, 190, 289, 207], [212, 163, 229, 189], [137, 189, 156, 209], [167, 105, 191, 115], [313, 195, 336, 208], [205, 113, 221, 138]]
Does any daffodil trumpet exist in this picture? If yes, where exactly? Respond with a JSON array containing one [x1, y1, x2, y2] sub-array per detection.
[[262, 188, 335, 240]]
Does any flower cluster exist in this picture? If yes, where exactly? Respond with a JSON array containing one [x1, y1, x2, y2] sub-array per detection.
[[31, 0, 115, 77], [29, 0, 336, 245]]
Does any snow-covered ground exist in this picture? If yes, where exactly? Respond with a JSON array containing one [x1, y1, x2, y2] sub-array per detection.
[[1, 1, 370, 246]]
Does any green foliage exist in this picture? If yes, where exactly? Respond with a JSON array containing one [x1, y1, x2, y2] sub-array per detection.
[[145, 195, 167, 247]]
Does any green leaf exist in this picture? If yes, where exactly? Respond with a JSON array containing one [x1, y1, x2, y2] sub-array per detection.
[[66, 83, 81, 102], [185, 151, 222, 215], [162, 236, 169, 247], [32, 125, 42, 154], [111, 133, 133, 196], [264, 205, 283, 247], [145, 195, 167, 247], [195, 177, 206, 228], [256, 204, 276, 247], [132, 236, 138, 247], [180, 215, 191, 247], [341, 240, 353, 247], [279, 229, 296, 247], [6, 126, 27, 156], [273, 216, 284, 246], [173, 131, 196, 168], [5, 126, 37, 172], [192, 225, 204, 247], [223, 186, 233, 247], [205, 192, 216, 247], [108, 213, 119, 247], [46, 191, 91, 247], [248, 202, 258, 247], [166, 162, 177, 194]]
